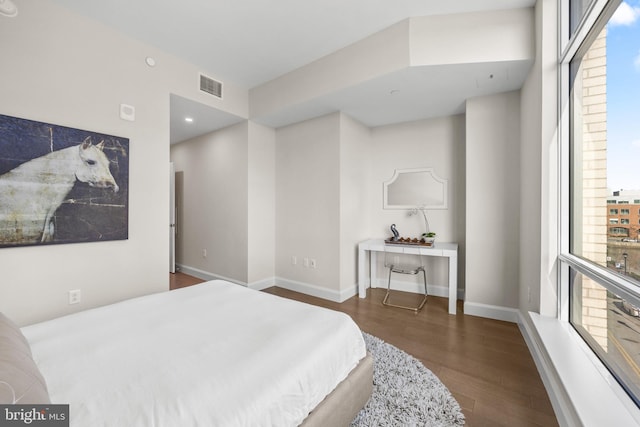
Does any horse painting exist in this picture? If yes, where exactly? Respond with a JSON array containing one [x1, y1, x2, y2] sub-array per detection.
[[0, 136, 121, 244]]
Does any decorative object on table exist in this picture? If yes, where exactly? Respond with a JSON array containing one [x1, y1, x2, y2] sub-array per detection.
[[0, 114, 129, 247], [385, 236, 434, 247], [351, 333, 465, 426], [422, 231, 436, 245], [390, 224, 400, 241], [409, 205, 431, 232], [406, 204, 436, 245]]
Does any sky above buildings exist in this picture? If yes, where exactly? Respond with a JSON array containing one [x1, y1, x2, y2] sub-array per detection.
[[607, 0, 640, 192]]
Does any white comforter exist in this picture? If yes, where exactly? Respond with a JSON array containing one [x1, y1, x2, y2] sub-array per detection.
[[22, 280, 366, 426]]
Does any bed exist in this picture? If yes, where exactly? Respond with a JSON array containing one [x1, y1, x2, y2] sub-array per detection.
[[1, 280, 373, 426]]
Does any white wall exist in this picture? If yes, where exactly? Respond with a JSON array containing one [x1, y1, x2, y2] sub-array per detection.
[[0, 0, 248, 325], [465, 91, 521, 315], [518, 0, 559, 318], [275, 114, 341, 292], [409, 8, 534, 66], [519, 5, 544, 315], [339, 114, 372, 293], [170, 122, 249, 283], [248, 122, 276, 285], [368, 116, 466, 294], [250, 21, 410, 124], [171, 111, 467, 301], [534, 0, 560, 318]]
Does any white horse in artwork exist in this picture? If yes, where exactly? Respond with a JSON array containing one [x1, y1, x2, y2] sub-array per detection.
[[0, 137, 119, 244]]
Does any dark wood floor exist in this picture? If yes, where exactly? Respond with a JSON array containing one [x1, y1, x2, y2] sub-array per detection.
[[170, 272, 558, 426]]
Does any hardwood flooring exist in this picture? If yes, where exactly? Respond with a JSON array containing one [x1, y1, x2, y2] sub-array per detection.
[[169, 271, 203, 290], [170, 272, 558, 426]]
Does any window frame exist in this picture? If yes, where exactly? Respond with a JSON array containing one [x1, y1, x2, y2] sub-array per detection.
[[560, 0, 640, 408], [560, 0, 622, 317]]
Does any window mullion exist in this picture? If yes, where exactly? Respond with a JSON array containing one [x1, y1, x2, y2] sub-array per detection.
[[561, 254, 640, 306], [560, 0, 620, 63]]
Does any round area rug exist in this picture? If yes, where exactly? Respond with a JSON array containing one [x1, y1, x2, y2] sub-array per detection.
[[351, 333, 465, 427]]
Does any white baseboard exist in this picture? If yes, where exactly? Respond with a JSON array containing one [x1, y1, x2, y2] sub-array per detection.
[[247, 277, 276, 291], [463, 301, 519, 323], [175, 264, 247, 287], [274, 277, 357, 303], [175, 264, 355, 301]]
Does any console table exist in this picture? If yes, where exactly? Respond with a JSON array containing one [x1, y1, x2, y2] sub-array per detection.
[[357, 239, 459, 315]]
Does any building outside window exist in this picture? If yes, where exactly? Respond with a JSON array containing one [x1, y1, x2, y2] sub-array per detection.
[[565, 0, 640, 408], [611, 227, 629, 235], [607, 191, 640, 239]]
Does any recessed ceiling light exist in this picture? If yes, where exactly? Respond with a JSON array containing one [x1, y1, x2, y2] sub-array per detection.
[[185, 117, 194, 123], [145, 56, 156, 67]]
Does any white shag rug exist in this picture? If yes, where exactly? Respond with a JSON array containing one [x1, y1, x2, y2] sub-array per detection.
[[351, 333, 465, 427]]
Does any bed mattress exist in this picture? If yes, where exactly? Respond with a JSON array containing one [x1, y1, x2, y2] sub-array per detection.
[[21, 280, 367, 426]]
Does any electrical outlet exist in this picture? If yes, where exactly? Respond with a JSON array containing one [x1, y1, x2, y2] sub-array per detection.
[[303, 257, 309, 268], [202, 249, 207, 258], [310, 259, 317, 268], [291, 256, 297, 265], [68, 289, 81, 305]]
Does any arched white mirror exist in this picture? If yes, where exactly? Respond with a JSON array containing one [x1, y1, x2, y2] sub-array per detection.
[[383, 168, 448, 209]]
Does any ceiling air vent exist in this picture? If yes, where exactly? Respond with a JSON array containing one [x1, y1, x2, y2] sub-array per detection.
[[199, 73, 223, 99]]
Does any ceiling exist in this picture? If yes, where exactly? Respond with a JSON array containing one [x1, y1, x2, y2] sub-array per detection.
[[49, 0, 536, 143]]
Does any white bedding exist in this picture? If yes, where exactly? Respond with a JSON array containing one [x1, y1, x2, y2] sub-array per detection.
[[21, 280, 366, 426]]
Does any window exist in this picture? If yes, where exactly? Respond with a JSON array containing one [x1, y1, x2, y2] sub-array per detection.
[[635, 199, 640, 204], [570, 268, 640, 405], [570, 0, 593, 36], [610, 227, 629, 235], [565, 0, 640, 407]]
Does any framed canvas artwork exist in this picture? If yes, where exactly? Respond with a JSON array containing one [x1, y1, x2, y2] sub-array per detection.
[[0, 114, 129, 248]]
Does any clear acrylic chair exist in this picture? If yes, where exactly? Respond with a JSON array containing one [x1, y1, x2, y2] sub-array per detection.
[[382, 247, 428, 312]]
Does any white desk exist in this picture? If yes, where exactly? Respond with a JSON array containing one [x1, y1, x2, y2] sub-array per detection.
[[357, 239, 459, 315]]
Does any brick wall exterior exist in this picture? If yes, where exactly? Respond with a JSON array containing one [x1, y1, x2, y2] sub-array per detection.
[[579, 27, 608, 348]]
